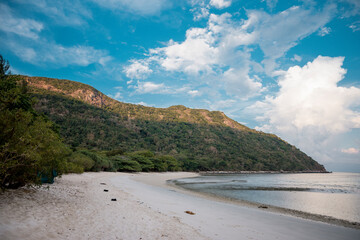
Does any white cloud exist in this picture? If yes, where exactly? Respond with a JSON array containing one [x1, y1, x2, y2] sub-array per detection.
[[126, 3, 339, 111], [189, 0, 209, 20], [0, 3, 110, 68], [339, 0, 360, 17], [264, 0, 278, 10], [123, 60, 153, 79], [318, 26, 331, 36], [223, 67, 262, 99], [253, 56, 360, 162], [251, 4, 336, 74], [45, 45, 109, 66], [91, 0, 171, 16], [192, 6, 210, 21], [188, 90, 201, 97], [210, 0, 231, 9], [114, 92, 123, 100], [14, 0, 92, 26], [136, 101, 151, 106], [349, 21, 360, 32], [151, 28, 218, 74], [291, 54, 302, 62], [0, 3, 43, 39], [135, 81, 167, 94], [135, 3, 336, 100], [341, 148, 359, 154], [7, 40, 109, 67], [99, 56, 114, 66], [208, 99, 236, 110], [134, 81, 198, 96], [146, 12, 262, 98]]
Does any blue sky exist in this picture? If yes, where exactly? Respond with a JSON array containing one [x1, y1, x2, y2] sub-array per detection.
[[1, 0, 359, 172]]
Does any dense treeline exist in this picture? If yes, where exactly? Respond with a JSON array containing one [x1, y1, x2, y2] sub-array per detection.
[[0, 55, 70, 189], [66, 149, 181, 173]]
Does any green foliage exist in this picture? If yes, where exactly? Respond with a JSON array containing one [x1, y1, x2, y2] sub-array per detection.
[[68, 152, 95, 171], [127, 153, 154, 172], [111, 155, 142, 172], [0, 55, 69, 189], [157, 155, 181, 171], [24, 75, 326, 173], [106, 148, 125, 157], [79, 150, 114, 172], [64, 161, 84, 174], [150, 157, 168, 172]]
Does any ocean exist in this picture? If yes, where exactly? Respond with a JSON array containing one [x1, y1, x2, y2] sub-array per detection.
[[173, 172, 360, 223]]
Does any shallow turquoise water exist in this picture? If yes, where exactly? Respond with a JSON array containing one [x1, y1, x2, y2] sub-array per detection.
[[173, 172, 360, 223]]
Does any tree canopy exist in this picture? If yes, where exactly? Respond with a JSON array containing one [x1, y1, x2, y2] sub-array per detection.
[[0, 55, 69, 189]]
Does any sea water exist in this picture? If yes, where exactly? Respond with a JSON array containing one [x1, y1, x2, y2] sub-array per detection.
[[173, 172, 360, 223]]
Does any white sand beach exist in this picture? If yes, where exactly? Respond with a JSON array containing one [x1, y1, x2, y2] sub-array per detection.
[[0, 172, 359, 240]]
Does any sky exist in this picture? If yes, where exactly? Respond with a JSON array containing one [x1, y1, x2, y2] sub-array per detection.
[[1, 0, 359, 172]]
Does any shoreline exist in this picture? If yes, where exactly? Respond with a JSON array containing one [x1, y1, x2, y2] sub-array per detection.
[[166, 178, 360, 230], [1, 172, 359, 240], [198, 170, 332, 174], [132, 172, 360, 230]]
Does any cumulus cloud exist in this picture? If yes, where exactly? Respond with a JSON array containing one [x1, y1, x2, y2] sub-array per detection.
[[189, 0, 231, 20], [192, 7, 210, 21], [253, 56, 360, 161], [145, 12, 262, 99], [91, 0, 171, 16], [123, 60, 153, 79], [0, 3, 43, 39], [189, 0, 209, 20], [150, 28, 218, 74], [341, 148, 360, 154], [210, 0, 231, 9], [127, 3, 337, 102], [123, 2, 341, 114]]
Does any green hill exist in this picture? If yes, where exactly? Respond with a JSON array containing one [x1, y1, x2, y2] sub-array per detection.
[[25, 76, 326, 172]]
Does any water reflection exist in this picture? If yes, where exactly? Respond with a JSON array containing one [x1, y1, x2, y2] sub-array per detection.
[[174, 172, 360, 222]]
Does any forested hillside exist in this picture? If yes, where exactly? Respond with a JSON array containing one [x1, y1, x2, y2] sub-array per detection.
[[25, 76, 326, 172]]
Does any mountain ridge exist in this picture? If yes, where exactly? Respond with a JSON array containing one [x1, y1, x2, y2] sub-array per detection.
[[25, 76, 251, 131], [23, 75, 326, 172]]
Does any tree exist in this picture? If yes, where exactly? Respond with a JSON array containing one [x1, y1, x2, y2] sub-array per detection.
[[0, 54, 69, 189]]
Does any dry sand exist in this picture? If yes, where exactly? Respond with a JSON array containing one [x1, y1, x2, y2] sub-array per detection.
[[0, 172, 205, 240], [1, 172, 359, 240]]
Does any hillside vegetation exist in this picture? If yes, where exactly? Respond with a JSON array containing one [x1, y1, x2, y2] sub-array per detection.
[[24, 76, 326, 172]]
